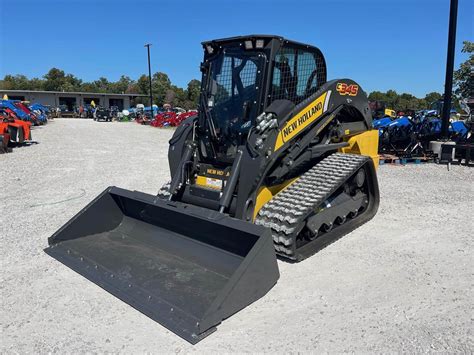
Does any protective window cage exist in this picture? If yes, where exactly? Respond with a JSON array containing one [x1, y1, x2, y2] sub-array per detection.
[[270, 47, 325, 106], [214, 56, 259, 105]]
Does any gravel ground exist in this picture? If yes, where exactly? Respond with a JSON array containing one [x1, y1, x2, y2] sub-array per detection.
[[1, 118, 473, 353]]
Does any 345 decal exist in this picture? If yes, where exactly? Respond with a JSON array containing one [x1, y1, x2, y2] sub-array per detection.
[[336, 83, 359, 96]]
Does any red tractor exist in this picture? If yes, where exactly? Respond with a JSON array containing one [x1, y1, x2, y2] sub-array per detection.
[[13, 101, 41, 125], [151, 110, 198, 127], [150, 111, 178, 127]]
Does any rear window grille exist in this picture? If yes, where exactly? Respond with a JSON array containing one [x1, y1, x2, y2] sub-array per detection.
[[270, 47, 325, 105]]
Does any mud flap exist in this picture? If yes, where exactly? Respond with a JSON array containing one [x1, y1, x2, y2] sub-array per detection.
[[44, 186, 279, 344]]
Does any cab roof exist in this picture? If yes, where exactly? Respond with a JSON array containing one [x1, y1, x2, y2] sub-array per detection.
[[201, 34, 322, 53]]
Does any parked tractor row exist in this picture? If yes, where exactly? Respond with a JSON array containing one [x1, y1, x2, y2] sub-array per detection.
[[370, 102, 472, 161], [94, 104, 198, 127], [0, 99, 52, 153], [61, 101, 198, 126]]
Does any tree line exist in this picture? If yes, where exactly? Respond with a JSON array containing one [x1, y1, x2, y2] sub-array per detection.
[[0, 68, 443, 111], [369, 41, 473, 112], [368, 90, 444, 111], [0, 68, 201, 110]]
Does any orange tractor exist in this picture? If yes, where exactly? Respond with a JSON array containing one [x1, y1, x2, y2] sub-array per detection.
[[0, 121, 11, 153], [0, 108, 32, 148]]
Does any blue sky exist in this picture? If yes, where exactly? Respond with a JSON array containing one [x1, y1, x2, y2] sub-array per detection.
[[0, 0, 472, 97]]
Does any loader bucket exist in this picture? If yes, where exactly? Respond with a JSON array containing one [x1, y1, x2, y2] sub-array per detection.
[[44, 186, 279, 344]]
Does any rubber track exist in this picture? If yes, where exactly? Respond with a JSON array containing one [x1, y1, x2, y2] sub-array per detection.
[[157, 181, 172, 199], [255, 153, 369, 258]]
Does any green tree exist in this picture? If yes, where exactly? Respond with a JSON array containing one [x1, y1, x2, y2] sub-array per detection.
[[423, 92, 442, 107], [368, 90, 399, 109], [453, 41, 473, 99], [384, 90, 398, 108], [397, 93, 423, 110], [164, 89, 176, 105], [63, 74, 82, 91], [1, 74, 32, 90], [80, 82, 98, 92], [125, 82, 140, 94], [136, 75, 150, 95], [368, 89, 437, 111], [367, 91, 386, 102], [110, 75, 133, 94], [186, 79, 201, 106], [93, 77, 110, 93], [151, 72, 172, 105], [28, 77, 45, 90], [43, 68, 66, 91], [416, 98, 427, 109]]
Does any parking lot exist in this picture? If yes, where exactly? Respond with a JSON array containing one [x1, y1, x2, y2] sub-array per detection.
[[1, 118, 473, 353]]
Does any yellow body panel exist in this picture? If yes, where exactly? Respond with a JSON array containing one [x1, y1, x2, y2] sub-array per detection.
[[253, 178, 298, 221], [255, 130, 378, 220], [274, 92, 328, 151], [338, 130, 380, 168], [195, 176, 223, 190]]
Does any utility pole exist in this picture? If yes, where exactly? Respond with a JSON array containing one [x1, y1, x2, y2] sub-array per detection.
[[144, 43, 153, 111], [441, 0, 458, 139]]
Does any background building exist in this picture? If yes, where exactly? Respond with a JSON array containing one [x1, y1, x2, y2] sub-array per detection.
[[0, 90, 147, 110]]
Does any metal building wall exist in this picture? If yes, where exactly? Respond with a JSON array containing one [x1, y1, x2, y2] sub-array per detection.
[[1, 90, 134, 109]]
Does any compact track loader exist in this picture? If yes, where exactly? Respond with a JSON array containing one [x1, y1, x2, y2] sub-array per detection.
[[45, 35, 380, 344]]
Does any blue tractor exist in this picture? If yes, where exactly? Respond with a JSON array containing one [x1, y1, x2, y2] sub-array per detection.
[[28, 103, 49, 124], [0, 100, 30, 121], [374, 108, 471, 157]]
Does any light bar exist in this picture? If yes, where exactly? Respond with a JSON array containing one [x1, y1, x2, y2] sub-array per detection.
[[255, 39, 265, 48], [206, 44, 214, 54]]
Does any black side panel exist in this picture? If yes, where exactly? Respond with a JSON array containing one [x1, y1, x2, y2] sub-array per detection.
[[168, 116, 196, 179], [265, 99, 295, 122]]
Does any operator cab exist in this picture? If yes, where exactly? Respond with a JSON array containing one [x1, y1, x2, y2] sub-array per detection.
[[198, 35, 327, 163]]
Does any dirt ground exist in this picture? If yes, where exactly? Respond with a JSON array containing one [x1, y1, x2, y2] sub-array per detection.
[[1, 118, 473, 353]]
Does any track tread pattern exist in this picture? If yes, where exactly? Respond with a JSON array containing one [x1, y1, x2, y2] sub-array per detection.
[[157, 181, 172, 199], [255, 153, 369, 258]]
